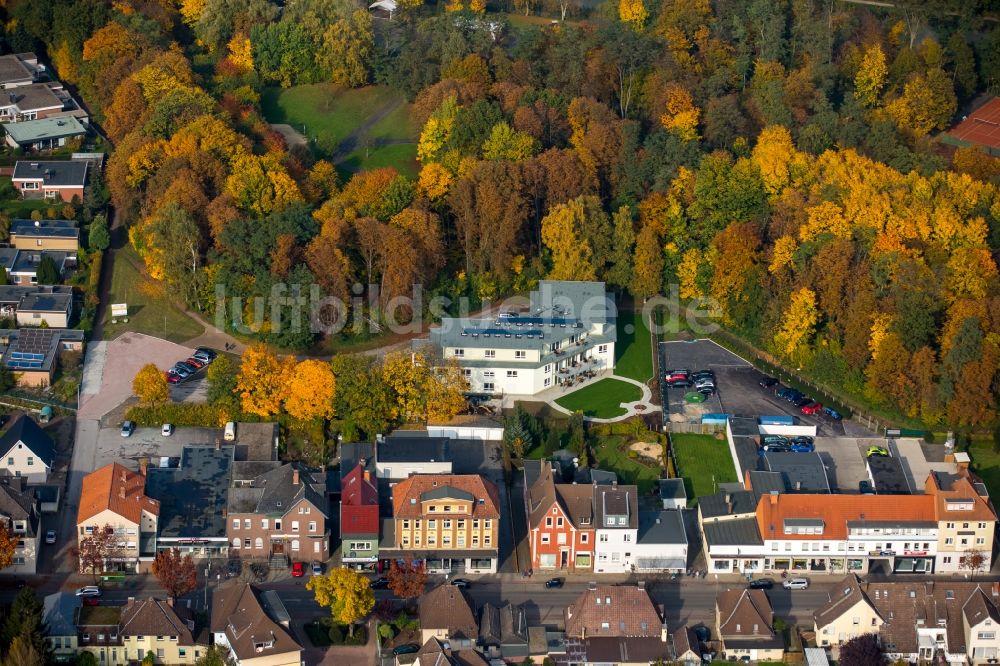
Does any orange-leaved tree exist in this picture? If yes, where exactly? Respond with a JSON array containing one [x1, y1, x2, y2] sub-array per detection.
[[236, 344, 293, 418], [133, 363, 169, 404], [284, 360, 336, 422]]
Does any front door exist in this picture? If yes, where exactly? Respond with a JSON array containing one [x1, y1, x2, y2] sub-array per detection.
[[560, 550, 568, 568], [272, 543, 284, 554]]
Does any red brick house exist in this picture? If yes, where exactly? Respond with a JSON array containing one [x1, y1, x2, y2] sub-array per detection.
[[11, 160, 87, 202], [340, 462, 379, 569], [524, 460, 595, 571]]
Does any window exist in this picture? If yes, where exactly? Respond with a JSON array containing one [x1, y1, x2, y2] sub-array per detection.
[[483, 382, 494, 392], [485, 349, 495, 358], [484, 520, 491, 528], [309, 521, 317, 532], [232, 538, 239, 548], [443, 520, 451, 529], [6, 457, 10, 465], [541, 534, 550, 544], [557, 517, 564, 527], [546, 517, 553, 527], [598, 344, 607, 353], [979, 632, 997, 640], [427, 520, 436, 529], [599, 534, 608, 543], [453, 348, 465, 357], [506, 370, 518, 377], [429, 505, 436, 512], [545, 365, 552, 374], [244, 538, 250, 548], [301, 506, 310, 514], [484, 535, 491, 545], [314, 542, 321, 553], [232, 519, 239, 530], [544, 378, 551, 387], [945, 538, 954, 545], [581, 533, 588, 543], [442, 534, 451, 544], [978, 537, 986, 545], [275, 520, 281, 530], [292, 521, 299, 532], [427, 535, 436, 544], [261, 519, 268, 530], [179, 649, 186, 657], [515, 350, 526, 359], [484, 371, 494, 378], [557, 533, 567, 545], [947, 522, 955, 528], [243, 519, 250, 529], [26, 457, 32, 466], [255, 538, 263, 549], [156, 649, 164, 658], [291, 539, 300, 551]]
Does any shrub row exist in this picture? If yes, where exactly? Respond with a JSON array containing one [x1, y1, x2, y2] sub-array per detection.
[[125, 402, 230, 427], [328, 625, 368, 646]]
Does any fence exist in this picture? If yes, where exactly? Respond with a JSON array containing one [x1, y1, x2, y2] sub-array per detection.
[[0, 389, 76, 413], [666, 422, 725, 435]]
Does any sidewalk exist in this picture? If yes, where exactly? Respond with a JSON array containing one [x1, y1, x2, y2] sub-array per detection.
[[503, 370, 656, 423]]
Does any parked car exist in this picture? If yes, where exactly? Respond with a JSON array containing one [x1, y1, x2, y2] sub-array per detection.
[[691, 370, 715, 381], [120, 421, 135, 438], [782, 578, 809, 590], [311, 562, 323, 576], [544, 578, 564, 589], [867, 446, 889, 458], [450, 578, 471, 589], [793, 397, 812, 408], [791, 436, 814, 447], [161, 423, 174, 437], [784, 389, 804, 403], [760, 435, 789, 451], [184, 357, 206, 369], [291, 562, 304, 578], [824, 406, 843, 420], [75, 586, 101, 597], [758, 376, 778, 388], [800, 401, 823, 415], [170, 365, 192, 379], [759, 445, 791, 455], [45, 530, 56, 544], [174, 361, 197, 375], [774, 387, 794, 399], [790, 441, 815, 453], [747, 578, 774, 590], [665, 370, 691, 387], [393, 644, 420, 656], [194, 347, 218, 362], [166, 371, 182, 384], [370, 577, 389, 589], [227, 559, 242, 577], [859, 480, 875, 495], [82, 597, 100, 606]]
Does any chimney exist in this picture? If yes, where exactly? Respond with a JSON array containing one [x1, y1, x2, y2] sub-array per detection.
[[992, 582, 999, 597], [166, 597, 173, 607], [215, 437, 221, 450], [769, 493, 778, 505], [119, 486, 125, 499], [139, 459, 147, 477], [588, 581, 597, 591], [363, 470, 371, 483], [661, 625, 669, 643], [127, 596, 135, 604], [795, 480, 801, 491], [292, 469, 300, 485], [637, 580, 646, 590]]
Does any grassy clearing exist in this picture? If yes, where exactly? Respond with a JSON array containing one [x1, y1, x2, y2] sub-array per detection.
[[614, 310, 653, 383], [0, 197, 51, 218], [969, 439, 1000, 500], [102, 249, 204, 344], [339, 143, 418, 179], [671, 432, 737, 505], [367, 101, 420, 141], [592, 434, 662, 494], [555, 378, 642, 419]]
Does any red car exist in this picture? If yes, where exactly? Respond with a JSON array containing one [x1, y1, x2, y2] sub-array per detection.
[[83, 597, 100, 606], [291, 562, 304, 577], [166, 371, 181, 384], [801, 402, 823, 415], [185, 357, 206, 369]]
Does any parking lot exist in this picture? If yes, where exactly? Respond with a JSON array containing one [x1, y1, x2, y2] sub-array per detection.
[[659, 339, 847, 437], [92, 425, 224, 469]]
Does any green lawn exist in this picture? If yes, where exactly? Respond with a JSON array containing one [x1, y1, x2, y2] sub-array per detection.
[[969, 440, 1000, 500], [260, 84, 417, 167], [0, 198, 52, 218], [592, 434, 662, 494], [614, 310, 653, 382], [339, 143, 418, 179], [101, 249, 205, 344], [555, 378, 642, 419], [672, 433, 738, 505]]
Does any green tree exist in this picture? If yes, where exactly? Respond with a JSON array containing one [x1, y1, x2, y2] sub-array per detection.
[[35, 255, 60, 285], [317, 10, 372, 88], [503, 406, 534, 458], [206, 354, 238, 407], [330, 354, 394, 441], [194, 646, 228, 666], [3, 634, 43, 666], [306, 568, 375, 637], [1, 588, 48, 659], [607, 206, 635, 291], [88, 214, 110, 251], [75, 652, 99, 666], [145, 202, 202, 307]]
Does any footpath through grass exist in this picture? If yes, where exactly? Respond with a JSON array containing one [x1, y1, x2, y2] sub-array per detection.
[[672, 432, 737, 505], [102, 248, 204, 344], [614, 310, 653, 382], [555, 378, 642, 419]]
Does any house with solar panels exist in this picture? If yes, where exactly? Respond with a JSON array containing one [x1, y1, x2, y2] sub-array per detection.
[[0, 327, 84, 386], [428, 281, 616, 396]]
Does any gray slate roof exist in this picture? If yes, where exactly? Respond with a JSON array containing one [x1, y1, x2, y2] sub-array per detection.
[[12, 159, 87, 186], [145, 446, 233, 539], [18, 291, 71, 313], [659, 478, 686, 501], [0, 414, 54, 467], [637, 510, 687, 545], [11, 218, 79, 239], [702, 517, 763, 546], [379, 433, 450, 463], [758, 452, 831, 493], [227, 463, 327, 517]]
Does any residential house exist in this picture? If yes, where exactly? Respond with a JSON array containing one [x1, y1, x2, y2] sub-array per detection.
[[563, 584, 672, 665], [404, 638, 489, 666], [426, 414, 504, 442], [383, 473, 500, 574], [226, 463, 329, 564], [211, 582, 302, 666], [76, 605, 124, 664], [0, 475, 40, 573], [427, 280, 616, 396], [0, 414, 54, 483], [118, 597, 204, 665], [479, 602, 529, 661], [4, 116, 86, 151], [11, 159, 88, 202], [593, 483, 638, 574], [633, 509, 687, 573], [340, 462, 379, 569], [418, 584, 479, 648], [0, 327, 84, 387], [43, 592, 80, 661], [524, 459, 595, 572], [672, 626, 703, 666], [375, 432, 453, 480], [715, 589, 784, 662], [659, 479, 687, 510], [10, 218, 80, 251], [0, 83, 67, 122], [0, 284, 73, 328], [813, 575, 1000, 665], [0, 53, 45, 89], [699, 469, 997, 576], [145, 445, 234, 558], [76, 463, 160, 573], [0, 246, 76, 285]]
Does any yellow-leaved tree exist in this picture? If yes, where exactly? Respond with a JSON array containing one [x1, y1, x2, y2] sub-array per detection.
[[854, 43, 887, 108], [426, 361, 468, 423], [751, 125, 805, 197], [236, 344, 293, 418], [418, 162, 454, 201], [768, 235, 797, 274], [381, 351, 428, 421], [773, 288, 819, 359], [481, 122, 539, 161], [306, 568, 374, 637], [226, 33, 254, 74], [659, 83, 700, 141], [284, 360, 336, 421], [619, 0, 647, 30], [541, 199, 598, 281], [133, 363, 169, 404], [417, 95, 458, 164]]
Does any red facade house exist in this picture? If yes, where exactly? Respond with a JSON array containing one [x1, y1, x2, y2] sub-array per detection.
[[340, 462, 379, 569], [524, 460, 595, 571]]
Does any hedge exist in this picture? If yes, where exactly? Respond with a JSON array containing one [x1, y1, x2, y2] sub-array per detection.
[[125, 402, 231, 427]]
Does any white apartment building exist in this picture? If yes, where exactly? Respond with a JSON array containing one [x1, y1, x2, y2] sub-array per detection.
[[428, 280, 616, 396], [593, 483, 638, 574]]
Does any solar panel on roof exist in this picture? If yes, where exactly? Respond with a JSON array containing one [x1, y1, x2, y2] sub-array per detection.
[[463, 327, 543, 337]]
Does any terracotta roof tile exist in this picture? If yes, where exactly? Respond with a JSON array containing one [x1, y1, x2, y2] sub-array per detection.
[[392, 474, 500, 520], [755, 493, 936, 541], [717, 589, 776, 643], [418, 585, 478, 640], [565, 586, 662, 639], [78, 463, 159, 526]]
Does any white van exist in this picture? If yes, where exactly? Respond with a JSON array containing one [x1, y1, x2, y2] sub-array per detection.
[[782, 578, 809, 590], [224, 421, 236, 441]]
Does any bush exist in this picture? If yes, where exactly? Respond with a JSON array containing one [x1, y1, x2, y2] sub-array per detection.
[[328, 624, 343, 644], [125, 402, 232, 427], [327, 624, 367, 645], [627, 449, 638, 458]]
